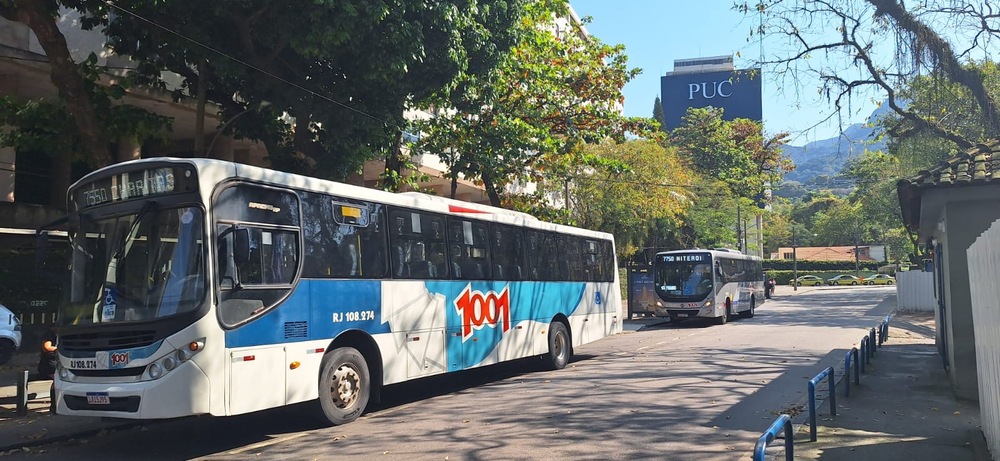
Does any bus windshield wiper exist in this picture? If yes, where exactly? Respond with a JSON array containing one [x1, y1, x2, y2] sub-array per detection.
[[112, 200, 158, 261]]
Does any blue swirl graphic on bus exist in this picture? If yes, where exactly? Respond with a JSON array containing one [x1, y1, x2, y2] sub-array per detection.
[[426, 281, 586, 370]]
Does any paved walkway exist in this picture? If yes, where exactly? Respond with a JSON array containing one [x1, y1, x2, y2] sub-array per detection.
[[0, 351, 131, 454], [0, 304, 993, 459], [771, 310, 990, 461]]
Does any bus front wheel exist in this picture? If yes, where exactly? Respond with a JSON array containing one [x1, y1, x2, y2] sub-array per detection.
[[714, 302, 730, 325], [742, 297, 755, 318], [317, 347, 371, 425], [546, 321, 572, 370]]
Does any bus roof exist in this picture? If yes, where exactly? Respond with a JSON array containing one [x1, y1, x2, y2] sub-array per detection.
[[654, 248, 762, 261], [71, 157, 612, 241]]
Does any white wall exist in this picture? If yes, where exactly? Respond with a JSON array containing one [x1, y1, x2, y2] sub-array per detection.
[[896, 271, 935, 312], [967, 218, 1000, 459]]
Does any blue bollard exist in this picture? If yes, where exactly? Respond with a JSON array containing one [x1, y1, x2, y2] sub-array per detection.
[[808, 366, 836, 442], [844, 347, 860, 396], [753, 414, 793, 461], [859, 336, 870, 373]]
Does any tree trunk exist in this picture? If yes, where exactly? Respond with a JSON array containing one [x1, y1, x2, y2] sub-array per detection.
[[481, 170, 502, 207], [382, 131, 406, 192], [47, 151, 71, 209], [2, 0, 111, 167]]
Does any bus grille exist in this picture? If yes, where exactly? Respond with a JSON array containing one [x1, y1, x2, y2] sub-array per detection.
[[284, 321, 308, 339], [61, 330, 158, 351], [64, 395, 140, 413]]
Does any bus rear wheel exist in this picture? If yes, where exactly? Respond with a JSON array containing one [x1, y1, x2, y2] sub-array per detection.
[[317, 347, 370, 425], [546, 321, 572, 370]]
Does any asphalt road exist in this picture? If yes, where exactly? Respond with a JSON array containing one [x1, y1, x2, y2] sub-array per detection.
[[3, 285, 896, 461]]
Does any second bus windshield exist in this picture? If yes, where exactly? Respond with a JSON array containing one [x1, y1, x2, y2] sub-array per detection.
[[654, 255, 714, 300]]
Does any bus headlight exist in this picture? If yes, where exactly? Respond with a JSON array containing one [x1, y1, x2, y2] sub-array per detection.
[[146, 337, 205, 381], [703, 300, 713, 307]]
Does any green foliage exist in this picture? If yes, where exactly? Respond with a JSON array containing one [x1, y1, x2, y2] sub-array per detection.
[[103, 0, 525, 181], [412, 0, 650, 207], [670, 107, 792, 199], [571, 140, 692, 258], [762, 259, 881, 271], [652, 96, 664, 131], [0, 54, 172, 165], [764, 270, 883, 286]]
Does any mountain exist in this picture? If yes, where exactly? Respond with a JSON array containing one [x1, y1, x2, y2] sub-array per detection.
[[779, 104, 891, 190]]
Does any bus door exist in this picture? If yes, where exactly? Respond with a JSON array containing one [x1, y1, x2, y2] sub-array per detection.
[[214, 183, 301, 414]]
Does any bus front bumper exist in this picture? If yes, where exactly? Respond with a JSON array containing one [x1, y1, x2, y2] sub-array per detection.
[[654, 305, 714, 319], [56, 361, 211, 419]]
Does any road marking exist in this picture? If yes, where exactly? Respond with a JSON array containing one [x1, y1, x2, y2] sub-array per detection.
[[227, 433, 308, 454]]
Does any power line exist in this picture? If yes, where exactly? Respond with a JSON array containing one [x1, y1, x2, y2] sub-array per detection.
[[103, 0, 387, 125]]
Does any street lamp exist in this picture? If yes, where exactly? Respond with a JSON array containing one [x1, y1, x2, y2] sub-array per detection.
[[206, 101, 271, 156]]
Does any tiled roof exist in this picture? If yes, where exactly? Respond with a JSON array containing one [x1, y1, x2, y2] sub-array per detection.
[[897, 141, 1000, 231], [772, 246, 876, 262]]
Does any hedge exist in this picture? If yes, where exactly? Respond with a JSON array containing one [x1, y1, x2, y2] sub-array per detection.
[[765, 270, 883, 285], [762, 259, 882, 271]]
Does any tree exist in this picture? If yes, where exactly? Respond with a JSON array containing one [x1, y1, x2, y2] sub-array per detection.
[[412, 0, 650, 207], [102, 0, 525, 182], [0, 0, 111, 169], [652, 96, 665, 130], [670, 107, 791, 199], [570, 140, 692, 258], [738, 0, 1000, 150]]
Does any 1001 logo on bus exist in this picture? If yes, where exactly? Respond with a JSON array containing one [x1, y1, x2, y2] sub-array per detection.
[[455, 285, 510, 340]]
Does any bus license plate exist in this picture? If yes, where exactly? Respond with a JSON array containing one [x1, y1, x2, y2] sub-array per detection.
[[677, 313, 688, 318], [86, 392, 110, 405]]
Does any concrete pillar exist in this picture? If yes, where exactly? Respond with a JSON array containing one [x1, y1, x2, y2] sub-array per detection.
[[0, 144, 14, 202]]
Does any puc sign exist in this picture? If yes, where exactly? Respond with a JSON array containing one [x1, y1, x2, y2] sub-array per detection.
[[661, 68, 762, 130]]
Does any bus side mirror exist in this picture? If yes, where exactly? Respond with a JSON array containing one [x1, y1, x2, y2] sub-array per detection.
[[233, 227, 251, 264], [715, 263, 723, 278]]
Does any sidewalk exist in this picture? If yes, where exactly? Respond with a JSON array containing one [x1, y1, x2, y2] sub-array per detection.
[[0, 351, 131, 454], [779, 310, 991, 461]]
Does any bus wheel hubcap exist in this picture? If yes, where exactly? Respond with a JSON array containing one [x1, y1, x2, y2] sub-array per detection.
[[333, 365, 361, 409]]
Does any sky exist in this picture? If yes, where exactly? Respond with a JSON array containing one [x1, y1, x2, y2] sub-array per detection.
[[570, 0, 879, 146]]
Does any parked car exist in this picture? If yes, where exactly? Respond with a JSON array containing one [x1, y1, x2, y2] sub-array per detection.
[[828, 274, 861, 286], [0, 303, 22, 366], [794, 275, 825, 286], [866, 274, 896, 285]]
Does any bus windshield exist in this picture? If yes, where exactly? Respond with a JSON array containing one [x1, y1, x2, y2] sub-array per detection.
[[654, 257, 714, 301], [61, 204, 206, 326]]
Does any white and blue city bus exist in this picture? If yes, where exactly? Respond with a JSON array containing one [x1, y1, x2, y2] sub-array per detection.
[[47, 158, 621, 424], [652, 249, 764, 325]]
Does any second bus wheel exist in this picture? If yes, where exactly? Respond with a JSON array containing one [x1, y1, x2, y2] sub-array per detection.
[[546, 321, 572, 370], [317, 347, 371, 425]]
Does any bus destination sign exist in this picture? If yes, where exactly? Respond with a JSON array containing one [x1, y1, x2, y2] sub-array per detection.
[[74, 167, 179, 208], [659, 253, 708, 263]]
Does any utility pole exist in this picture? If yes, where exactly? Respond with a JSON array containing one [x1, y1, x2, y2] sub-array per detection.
[[792, 227, 798, 292], [736, 204, 743, 252], [855, 227, 860, 278]]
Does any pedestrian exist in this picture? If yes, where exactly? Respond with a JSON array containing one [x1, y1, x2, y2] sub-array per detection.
[[766, 277, 776, 299], [37, 325, 58, 413]]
